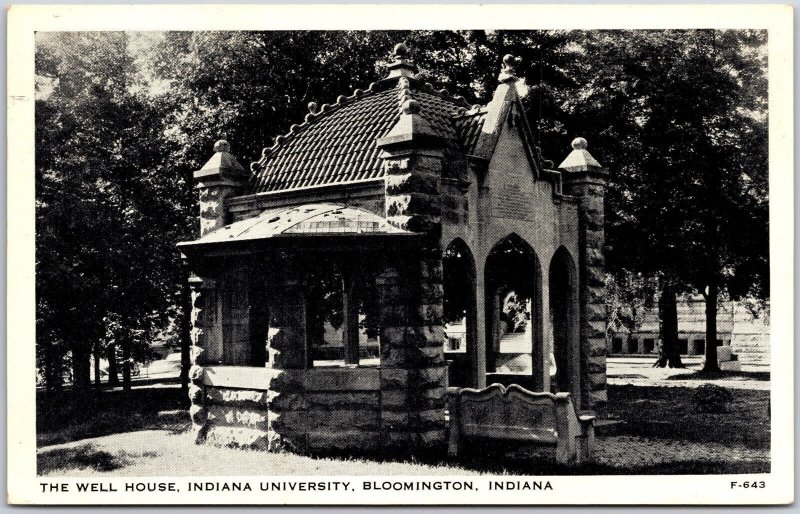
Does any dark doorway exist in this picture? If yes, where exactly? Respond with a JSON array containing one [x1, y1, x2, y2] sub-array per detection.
[[442, 239, 478, 388]]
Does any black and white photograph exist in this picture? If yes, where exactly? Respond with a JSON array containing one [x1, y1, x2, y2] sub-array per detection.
[[7, 3, 793, 505]]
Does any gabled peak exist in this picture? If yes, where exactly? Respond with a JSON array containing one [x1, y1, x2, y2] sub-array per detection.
[[558, 137, 604, 173]]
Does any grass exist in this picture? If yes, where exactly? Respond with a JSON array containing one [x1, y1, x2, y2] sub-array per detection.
[[607, 384, 770, 449], [37, 383, 771, 476]]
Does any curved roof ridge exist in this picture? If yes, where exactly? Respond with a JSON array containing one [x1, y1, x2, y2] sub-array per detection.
[[250, 79, 399, 175]]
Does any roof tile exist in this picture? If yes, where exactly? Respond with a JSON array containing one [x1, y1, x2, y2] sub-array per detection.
[[252, 77, 470, 194]]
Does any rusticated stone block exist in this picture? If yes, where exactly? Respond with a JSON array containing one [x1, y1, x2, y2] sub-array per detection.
[[189, 365, 205, 385], [271, 409, 379, 432], [267, 391, 308, 412], [418, 283, 444, 304], [587, 320, 606, 338], [380, 368, 409, 389], [380, 411, 411, 430], [307, 430, 380, 452], [207, 387, 269, 406], [385, 171, 439, 196], [381, 390, 409, 408], [191, 344, 213, 365], [418, 409, 446, 428], [207, 404, 268, 429], [189, 404, 208, 425], [588, 371, 607, 391], [205, 425, 270, 450], [586, 303, 606, 321], [304, 392, 380, 410], [387, 214, 441, 234], [589, 343, 608, 357], [587, 361, 606, 374], [587, 390, 608, 404], [383, 157, 411, 175], [386, 193, 441, 217], [417, 365, 447, 386], [419, 260, 444, 281], [380, 348, 408, 367], [188, 385, 204, 405], [414, 304, 444, 325], [417, 429, 446, 447], [380, 327, 408, 347]]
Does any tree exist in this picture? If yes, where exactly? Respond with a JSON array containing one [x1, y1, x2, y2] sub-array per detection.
[[36, 32, 188, 394], [557, 30, 768, 369]]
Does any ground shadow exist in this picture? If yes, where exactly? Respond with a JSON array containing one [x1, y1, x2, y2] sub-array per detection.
[[37, 384, 190, 447], [37, 444, 128, 475], [664, 370, 770, 382]]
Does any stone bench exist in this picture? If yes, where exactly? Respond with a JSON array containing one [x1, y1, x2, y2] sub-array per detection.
[[445, 384, 595, 466]]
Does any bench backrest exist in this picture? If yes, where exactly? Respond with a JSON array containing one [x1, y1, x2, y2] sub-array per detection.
[[451, 383, 577, 445]]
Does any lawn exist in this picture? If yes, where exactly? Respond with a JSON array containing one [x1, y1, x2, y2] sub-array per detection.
[[37, 383, 770, 476]]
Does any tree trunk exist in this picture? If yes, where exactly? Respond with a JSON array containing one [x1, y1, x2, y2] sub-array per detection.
[[93, 343, 101, 389], [106, 343, 119, 386], [654, 281, 684, 368], [122, 336, 132, 392], [70, 343, 92, 394], [44, 339, 63, 390], [702, 282, 721, 371]]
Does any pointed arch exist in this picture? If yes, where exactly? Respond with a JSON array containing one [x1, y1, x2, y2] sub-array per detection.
[[483, 233, 545, 391], [442, 238, 479, 388], [548, 246, 581, 406]]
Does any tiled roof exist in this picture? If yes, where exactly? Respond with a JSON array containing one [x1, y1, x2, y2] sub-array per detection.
[[454, 108, 487, 156], [251, 78, 470, 194]]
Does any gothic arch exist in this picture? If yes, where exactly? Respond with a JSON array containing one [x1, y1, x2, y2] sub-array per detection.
[[483, 233, 545, 390], [548, 246, 581, 405], [442, 238, 479, 387]]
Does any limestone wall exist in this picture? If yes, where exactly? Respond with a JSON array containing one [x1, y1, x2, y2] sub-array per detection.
[[189, 366, 447, 453]]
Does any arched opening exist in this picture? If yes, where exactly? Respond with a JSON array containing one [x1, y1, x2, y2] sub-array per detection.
[[548, 247, 580, 405], [483, 234, 544, 391], [442, 239, 478, 388]]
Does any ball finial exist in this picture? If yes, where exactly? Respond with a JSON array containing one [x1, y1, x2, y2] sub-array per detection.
[[571, 137, 588, 150], [393, 42, 409, 59], [308, 101, 318, 113], [401, 99, 420, 115], [214, 140, 231, 153]]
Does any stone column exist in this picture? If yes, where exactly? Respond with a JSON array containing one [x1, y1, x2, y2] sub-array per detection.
[[376, 253, 447, 454], [264, 262, 309, 451], [560, 138, 609, 412], [186, 140, 249, 440], [187, 274, 217, 443], [377, 95, 444, 235]]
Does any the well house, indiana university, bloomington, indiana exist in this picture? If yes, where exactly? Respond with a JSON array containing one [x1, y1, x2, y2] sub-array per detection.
[[178, 43, 608, 458]]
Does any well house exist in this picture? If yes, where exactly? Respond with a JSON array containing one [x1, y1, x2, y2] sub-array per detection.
[[178, 44, 608, 454]]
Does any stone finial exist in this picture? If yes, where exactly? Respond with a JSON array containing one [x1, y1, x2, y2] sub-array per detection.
[[308, 101, 318, 113], [387, 41, 419, 79], [401, 99, 420, 115], [392, 42, 409, 59], [558, 136, 604, 173], [571, 137, 588, 150], [194, 139, 248, 181], [499, 54, 521, 83], [213, 139, 231, 153]]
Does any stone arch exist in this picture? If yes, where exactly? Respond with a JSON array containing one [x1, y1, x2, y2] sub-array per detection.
[[548, 246, 581, 406], [483, 233, 545, 390], [442, 238, 479, 387]]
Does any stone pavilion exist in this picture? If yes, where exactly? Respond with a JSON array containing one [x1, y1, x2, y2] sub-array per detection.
[[178, 43, 608, 453]]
